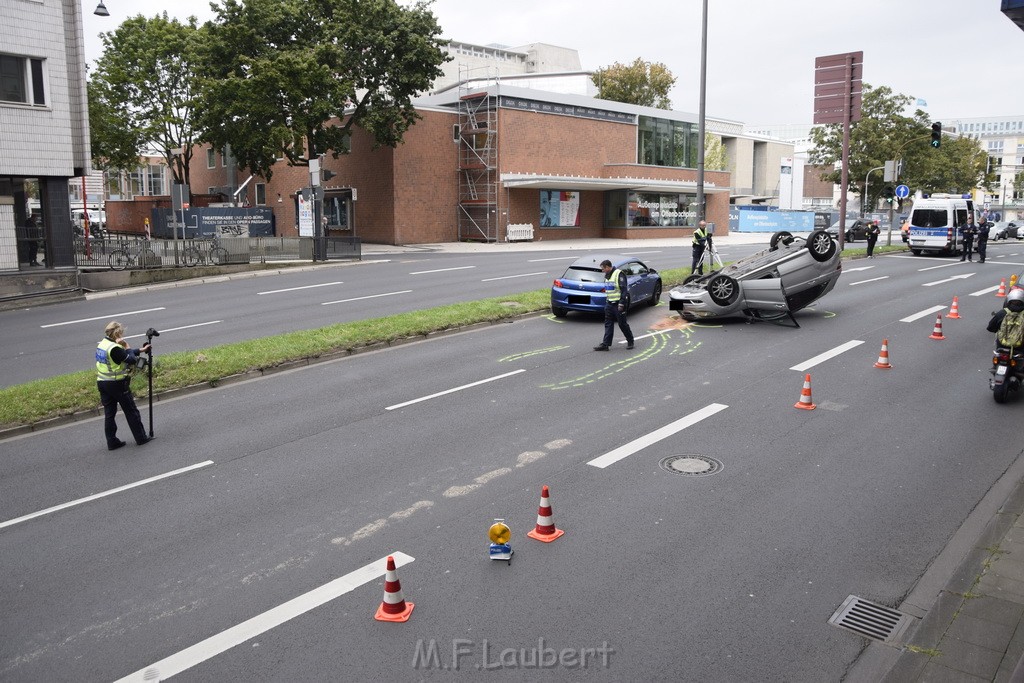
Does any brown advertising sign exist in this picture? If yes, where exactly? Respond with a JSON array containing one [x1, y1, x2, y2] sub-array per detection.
[[813, 51, 863, 124]]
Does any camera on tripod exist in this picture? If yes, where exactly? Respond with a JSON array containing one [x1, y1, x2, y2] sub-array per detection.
[[146, 328, 160, 341]]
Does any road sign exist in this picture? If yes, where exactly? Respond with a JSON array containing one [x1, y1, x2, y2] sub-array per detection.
[[895, 184, 910, 199], [813, 51, 863, 125]]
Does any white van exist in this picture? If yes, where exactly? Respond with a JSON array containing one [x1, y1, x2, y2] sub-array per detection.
[[907, 194, 974, 256], [71, 208, 106, 236]]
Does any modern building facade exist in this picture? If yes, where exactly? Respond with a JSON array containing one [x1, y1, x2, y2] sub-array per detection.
[[0, 0, 89, 302], [948, 117, 1024, 220]]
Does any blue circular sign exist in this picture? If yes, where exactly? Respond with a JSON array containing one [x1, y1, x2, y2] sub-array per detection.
[[895, 184, 910, 199]]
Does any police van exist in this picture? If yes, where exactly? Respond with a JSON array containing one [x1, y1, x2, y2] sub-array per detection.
[[907, 194, 974, 256]]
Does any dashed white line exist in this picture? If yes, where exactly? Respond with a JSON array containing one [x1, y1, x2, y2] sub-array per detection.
[[0, 461, 214, 531], [848, 276, 889, 286], [481, 272, 547, 282], [385, 369, 526, 411], [40, 307, 166, 328], [900, 305, 947, 322], [970, 285, 1001, 297], [112, 552, 415, 683], [588, 403, 728, 469], [527, 256, 577, 262], [789, 340, 865, 372], [409, 266, 476, 275], [257, 282, 342, 295], [124, 321, 221, 339], [322, 290, 412, 305]]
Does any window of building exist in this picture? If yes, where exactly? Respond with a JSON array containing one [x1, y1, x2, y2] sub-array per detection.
[[637, 116, 698, 168], [627, 191, 696, 227], [255, 183, 266, 205], [147, 165, 164, 196], [539, 190, 580, 227], [0, 54, 46, 106], [129, 169, 144, 197], [324, 193, 349, 229], [206, 148, 216, 169]]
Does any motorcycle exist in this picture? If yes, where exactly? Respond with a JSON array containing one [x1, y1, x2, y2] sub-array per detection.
[[990, 345, 1024, 403]]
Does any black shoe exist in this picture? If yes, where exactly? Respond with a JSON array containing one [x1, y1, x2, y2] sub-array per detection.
[[593, 345, 609, 351], [137, 436, 155, 446], [626, 342, 635, 349], [108, 440, 126, 451]]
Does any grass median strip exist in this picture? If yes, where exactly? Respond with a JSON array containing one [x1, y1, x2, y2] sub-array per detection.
[[0, 245, 899, 431]]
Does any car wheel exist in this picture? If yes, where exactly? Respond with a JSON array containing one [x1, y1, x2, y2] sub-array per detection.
[[551, 306, 568, 318], [707, 274, 739, 307], [845, 231, 855, 242], [769, 231, 794, 250], [911, 249, 921, 255], [807, 230, 837, 262], [649, 281, 662, 306]]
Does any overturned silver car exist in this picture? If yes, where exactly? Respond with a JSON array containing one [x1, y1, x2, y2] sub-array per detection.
[[668, 230, 842, 326]]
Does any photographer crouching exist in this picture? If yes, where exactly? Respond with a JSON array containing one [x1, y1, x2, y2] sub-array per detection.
[[96, 321, 154, 450]]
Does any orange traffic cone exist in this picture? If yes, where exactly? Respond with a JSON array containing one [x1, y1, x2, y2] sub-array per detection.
[[997, 279, 1007, 297], [873, 339, 892, 369], [929, 313, 946, 340], [794, 373, 816, 410], [526, 485, 564, 542], [374, 555, 414, 622], [947, 296, 961, 319]]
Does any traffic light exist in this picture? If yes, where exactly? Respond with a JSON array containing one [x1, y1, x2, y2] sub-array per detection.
[[931, 122, 942, 148], [883, 186, 895, 203]]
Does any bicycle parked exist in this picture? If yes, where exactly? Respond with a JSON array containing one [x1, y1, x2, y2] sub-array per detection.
[[182, 236, 229, 267], [108, 239, 158, 271]]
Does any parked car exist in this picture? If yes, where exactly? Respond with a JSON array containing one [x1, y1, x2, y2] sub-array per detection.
[[826, 219, 871, 242], [550, 254, 662, 317], [668, 230, 841, 323], [991, 221, 1020, 240]]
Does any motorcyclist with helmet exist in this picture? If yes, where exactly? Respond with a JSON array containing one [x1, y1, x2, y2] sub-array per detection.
[[988, 287, 1024, 343]]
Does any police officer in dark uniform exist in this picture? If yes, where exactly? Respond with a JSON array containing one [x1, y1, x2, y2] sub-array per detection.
[[960, 214, 977, 261], [976, 216, 991, 263], [96, 321, 153, 450], [594, 260, 635, 351], [691, 220, 709, 275]]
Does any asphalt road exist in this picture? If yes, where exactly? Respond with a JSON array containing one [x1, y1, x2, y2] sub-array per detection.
[[0, 243, 767, 388], [3, 245, 1024, 680]]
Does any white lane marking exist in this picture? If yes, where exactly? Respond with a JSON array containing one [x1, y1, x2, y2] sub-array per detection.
[[40, 307, 166, 329], [900, 305, 946, 322], [409, 266, 476, 275], [923, 273, 975, 287], [587, 403, 728, 469], [481, 272, 548, 282], [385, 369, 526, 411], [322, 290, 412, 306], [622, 251, 663, 255], [790, 340, 865, 372], [123, 321, 221, 340], [843, 266, 875, 272], [848, 276, 889, 286], [112, 552, 415, 683], [257, 282, 342, 295], [970, 285, 1001, 296], [0, 461, 214, 531], [918, 262, 965, 271], [617, 329, 671, 344], [527, 256, 577, 262]]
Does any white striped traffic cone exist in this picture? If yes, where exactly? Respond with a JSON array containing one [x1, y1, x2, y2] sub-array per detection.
[[374, 555, 414, 622], [794, 374, 816, 410], [873, 339, 892, 369], [947, 296, 961, 319], [997, 278, 1007, 297], [526, 485, 564, 542], [929, 313, 946, 340]]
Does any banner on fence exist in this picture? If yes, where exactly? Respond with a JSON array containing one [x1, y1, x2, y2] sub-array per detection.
[[150, 207, 275, 238]]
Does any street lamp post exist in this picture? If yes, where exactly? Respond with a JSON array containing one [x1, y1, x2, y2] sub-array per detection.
[[863, 165, 884, 216]]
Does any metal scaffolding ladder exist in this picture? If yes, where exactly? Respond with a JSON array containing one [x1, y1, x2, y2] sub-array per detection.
[[457, 65, 498, 242]]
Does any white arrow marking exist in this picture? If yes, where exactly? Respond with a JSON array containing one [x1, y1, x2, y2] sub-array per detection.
[[923, 273, 976, 287]]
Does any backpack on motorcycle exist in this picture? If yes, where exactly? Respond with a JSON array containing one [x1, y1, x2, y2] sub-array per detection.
[[998, 310, 1024, 348]]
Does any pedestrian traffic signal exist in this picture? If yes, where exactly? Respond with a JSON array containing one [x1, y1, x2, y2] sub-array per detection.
[[883, 186, 895, 203], [931, 122, 942, 148]]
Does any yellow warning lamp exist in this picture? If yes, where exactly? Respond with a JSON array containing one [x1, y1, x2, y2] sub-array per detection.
[[488, 520, 511, 544]]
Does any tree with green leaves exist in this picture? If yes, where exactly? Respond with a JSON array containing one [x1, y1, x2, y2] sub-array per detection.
[[809, 83, 991, 211], [193, 0, 449, 180], [704, 133, 728, 171], [88, 13, 201, 188], [592, 58, 676, 110]]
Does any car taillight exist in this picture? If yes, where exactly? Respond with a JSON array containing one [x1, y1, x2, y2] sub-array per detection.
[[553, 279, 563, 288]]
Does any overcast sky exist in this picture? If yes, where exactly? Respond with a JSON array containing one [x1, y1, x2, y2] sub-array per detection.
[[81, 0, 1024, 127]]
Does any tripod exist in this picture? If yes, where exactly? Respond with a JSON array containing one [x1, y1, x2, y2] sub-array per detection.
[[145, 328, 160, 437], [693, 236, 724, 274]]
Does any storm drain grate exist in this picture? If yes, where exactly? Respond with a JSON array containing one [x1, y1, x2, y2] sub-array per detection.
[[659, 455, 723, 477], [828, 595, 915, 644]]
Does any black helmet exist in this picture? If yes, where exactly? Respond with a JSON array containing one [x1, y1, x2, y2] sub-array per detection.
[[1007, 287, 1024, 313]]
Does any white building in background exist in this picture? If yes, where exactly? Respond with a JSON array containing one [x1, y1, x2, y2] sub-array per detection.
[[948, 116, 1024, 220]]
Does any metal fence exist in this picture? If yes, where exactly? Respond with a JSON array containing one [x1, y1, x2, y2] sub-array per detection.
[[74, 235, 361, 269]]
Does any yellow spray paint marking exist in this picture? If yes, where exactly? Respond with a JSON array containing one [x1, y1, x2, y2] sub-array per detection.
[[499, 345, 570, 363], [541, 333, 671, 390], [669, 326, 702, 356]]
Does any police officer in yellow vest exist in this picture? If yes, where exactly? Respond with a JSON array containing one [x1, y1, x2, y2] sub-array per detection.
[[594, 260, 635, 351], [691, 220, 709, 275], [96, 321, 153, 450]]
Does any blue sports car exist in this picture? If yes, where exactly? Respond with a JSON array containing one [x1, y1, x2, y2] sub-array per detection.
[[550, 254, 662, 317]]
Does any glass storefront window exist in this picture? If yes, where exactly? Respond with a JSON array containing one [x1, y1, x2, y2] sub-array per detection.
[[638, 116, 698, 169], [627, 191, 696, 227]]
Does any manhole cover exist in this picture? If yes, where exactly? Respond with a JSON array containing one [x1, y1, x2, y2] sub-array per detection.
[[659, 455, 723, 476]]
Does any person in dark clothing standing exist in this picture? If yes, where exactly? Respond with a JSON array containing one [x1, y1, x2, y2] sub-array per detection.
[[25, 216, 41, 266], [865, 220, 881, 258], [690, 220, 709, 275], [960, 214, 977, 261], [96, 321, 153, 450], [976, 217, 991, 263], [594, 260, 635, 351]]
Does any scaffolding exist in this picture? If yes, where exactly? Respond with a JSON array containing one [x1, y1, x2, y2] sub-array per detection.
[[457, 65, 499, 242]]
